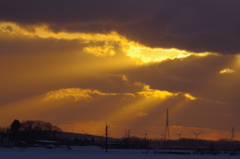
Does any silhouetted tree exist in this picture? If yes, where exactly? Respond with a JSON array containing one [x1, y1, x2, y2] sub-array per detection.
[[0, 126, 9, 134], [10, 119, 21, 140], [10, 119, 21, 133]]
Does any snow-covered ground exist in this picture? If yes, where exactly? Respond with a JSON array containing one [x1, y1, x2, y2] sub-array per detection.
[[0, 146, 239, 159]]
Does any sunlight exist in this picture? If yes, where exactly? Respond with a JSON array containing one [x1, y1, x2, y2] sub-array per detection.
[[100, 97, 167, 138], [63, 54, 137, 74], [171, 99, 190, 114]]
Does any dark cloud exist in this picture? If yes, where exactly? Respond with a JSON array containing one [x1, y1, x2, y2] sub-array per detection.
[[0, 0, 156, 23], [1, 0, 240, 54]]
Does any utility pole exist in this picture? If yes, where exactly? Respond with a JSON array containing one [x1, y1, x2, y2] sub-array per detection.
[[231, 127, 234, 141], [161, 130, 164, 141], [127, 129, 130, 139], [160, 130, 164, 148], [105, 122, 108, 152], [143, 130, 148, 148], [143, 130, 148, 140], [124, 129, 130, 138], [127, 129, 130, 144]]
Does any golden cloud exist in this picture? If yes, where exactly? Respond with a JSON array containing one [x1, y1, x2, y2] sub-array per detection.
[[46, 88, 93, 101], [220, 68, 234, 74], [184, 93, 196, 100], [137, 84, 196, 100], [138, 85, 174, 99], [45, 88, 135, 101], [0, 22, 213, 64], [84, 41, 116, 57], [45, 83, 196, 102]]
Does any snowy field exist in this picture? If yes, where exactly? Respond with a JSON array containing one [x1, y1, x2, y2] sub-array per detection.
[[0, 146, 239, 159]]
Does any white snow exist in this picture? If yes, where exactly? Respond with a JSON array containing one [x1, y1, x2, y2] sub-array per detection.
[[0, 146, 239, 159]]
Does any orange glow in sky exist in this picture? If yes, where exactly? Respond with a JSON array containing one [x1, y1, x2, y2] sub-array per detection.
[[0, 21, 240, 141]]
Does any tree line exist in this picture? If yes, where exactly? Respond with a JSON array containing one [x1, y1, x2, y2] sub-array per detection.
[[0, 119, 62, 143]]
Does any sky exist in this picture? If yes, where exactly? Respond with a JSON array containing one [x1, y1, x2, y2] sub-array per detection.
[[1, 0, 240, 140]]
